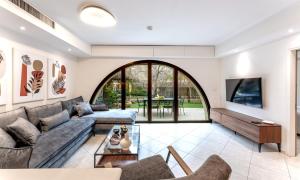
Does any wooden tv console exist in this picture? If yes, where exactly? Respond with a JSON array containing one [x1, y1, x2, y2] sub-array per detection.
[[210, 108, 281, 152]]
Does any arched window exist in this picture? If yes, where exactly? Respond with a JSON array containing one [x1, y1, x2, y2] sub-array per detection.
[[90, 60, 210, 123]]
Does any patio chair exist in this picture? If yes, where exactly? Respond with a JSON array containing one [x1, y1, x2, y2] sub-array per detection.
[[152, 100, 161, 117], [136, 98, 145, 113], [120, 146, 232, 180], [179, 98, 185, 115], [162, 100, 173, 117]]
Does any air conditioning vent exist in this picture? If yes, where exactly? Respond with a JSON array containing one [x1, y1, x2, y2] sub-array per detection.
[[9, 0, 55, 28]]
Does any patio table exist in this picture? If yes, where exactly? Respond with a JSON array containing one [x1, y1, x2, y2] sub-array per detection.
[[142, 98, 174, 117]]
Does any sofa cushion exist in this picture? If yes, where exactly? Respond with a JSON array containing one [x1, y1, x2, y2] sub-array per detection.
[[74, 102, 94, 117], [40, 110, 70, 133], [29, 118, 95, 168], [0, 128, 16, 148], [61, 96, 84, 117], [79, 109, 136, 124], [0, 107, 28, 131], [7, 117, 40, 146], [0, 146, 33, 169], [26, 102, 63, 126], [91, 104, 109, 111]]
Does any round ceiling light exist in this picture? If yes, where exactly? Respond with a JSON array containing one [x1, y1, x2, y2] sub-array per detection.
[[80, 6, 116, 27]]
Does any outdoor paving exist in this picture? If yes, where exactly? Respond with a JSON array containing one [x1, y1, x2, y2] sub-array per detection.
[[129, 108, 206, 121]]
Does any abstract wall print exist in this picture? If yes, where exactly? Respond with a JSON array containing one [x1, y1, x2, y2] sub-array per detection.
[[13, 49, 47, 103], [0, 44, 11, 105], [47, 59, 67, 99]]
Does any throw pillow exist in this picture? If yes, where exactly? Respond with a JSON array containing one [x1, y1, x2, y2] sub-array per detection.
[[91, 104, 109, 111], [0, 128, 16, 148], [74, 102, 94, 117], [0, 146, 32, 168], [7, 117, 40, 145], [61, 96, 84, 117], [40, 110, 70, 132]]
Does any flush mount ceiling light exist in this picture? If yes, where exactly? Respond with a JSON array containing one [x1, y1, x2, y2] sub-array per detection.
[[80, 6, 116, 27]]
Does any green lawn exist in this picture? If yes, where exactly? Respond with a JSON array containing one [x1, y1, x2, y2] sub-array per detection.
[[127, 102, 203, 108]]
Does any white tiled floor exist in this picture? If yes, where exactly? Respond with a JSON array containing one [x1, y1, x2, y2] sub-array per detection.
[[63, 123, 300, 180]]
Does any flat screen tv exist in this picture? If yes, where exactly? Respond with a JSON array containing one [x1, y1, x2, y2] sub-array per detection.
[[226, 78, 263, 108]]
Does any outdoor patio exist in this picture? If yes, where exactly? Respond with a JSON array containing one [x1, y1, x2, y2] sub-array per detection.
[[128, 108, 206, 122]]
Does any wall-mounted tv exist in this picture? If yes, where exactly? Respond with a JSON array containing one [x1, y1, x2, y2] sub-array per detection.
[[226, 78, 263, 108]]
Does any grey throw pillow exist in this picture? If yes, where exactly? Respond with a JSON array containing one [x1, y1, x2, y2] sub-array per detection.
[[7, 117, 40, 145], [0, 146, 32, 168], [40, 110, 70, 132], [74, 102, 94, 117], [0, 128, 16, 148], [91, 104, 109, 111]]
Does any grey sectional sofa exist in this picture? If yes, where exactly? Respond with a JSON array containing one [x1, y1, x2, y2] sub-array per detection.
[[0, 96, 136, 168], [65, 96, 137, 131]]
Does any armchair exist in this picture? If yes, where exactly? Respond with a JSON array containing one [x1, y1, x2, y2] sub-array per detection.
[[120, 146, 231, 180]]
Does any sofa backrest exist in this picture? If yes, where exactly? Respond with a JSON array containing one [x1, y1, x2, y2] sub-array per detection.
[[0, 107, 28, 131], [25, 102, 63, 127], [61, 96, 84, 117]]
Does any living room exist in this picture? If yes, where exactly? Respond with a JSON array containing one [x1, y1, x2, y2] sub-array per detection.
[[1, 0, 300, 180]]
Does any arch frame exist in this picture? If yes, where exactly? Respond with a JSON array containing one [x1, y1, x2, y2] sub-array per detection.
[[90, 60, 211, 123]]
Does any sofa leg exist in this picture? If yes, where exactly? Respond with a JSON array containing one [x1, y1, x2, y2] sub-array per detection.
[[258, 143, 262, 152]]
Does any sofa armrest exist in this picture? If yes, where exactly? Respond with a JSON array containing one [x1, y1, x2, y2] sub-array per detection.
[[120, 155, 175, 180]]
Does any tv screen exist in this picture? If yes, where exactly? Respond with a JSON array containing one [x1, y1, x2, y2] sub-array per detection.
[[226, 78, 263, 108]]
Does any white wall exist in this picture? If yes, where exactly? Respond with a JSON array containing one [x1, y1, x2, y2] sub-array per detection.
[[0, 32, 78, 113], [220, 33, 300, 154], [75, 58, 221, 108]]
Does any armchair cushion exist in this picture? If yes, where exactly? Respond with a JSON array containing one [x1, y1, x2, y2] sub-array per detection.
[[0, 146, 32, 168], [121, 155, 175, 180], [169, 155, 232, 180]]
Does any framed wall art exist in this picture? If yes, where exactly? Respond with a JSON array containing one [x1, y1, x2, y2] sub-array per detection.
[[47, 59, 67, 99], [13, 49, 47, 103]]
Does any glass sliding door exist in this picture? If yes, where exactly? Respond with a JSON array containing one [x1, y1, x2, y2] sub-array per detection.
[[92, 71, 122, 109], [90, 60, 210, 123], [125, 65, 148, 121], [152, 64, 174, 122], [178, 72, 207, 121]]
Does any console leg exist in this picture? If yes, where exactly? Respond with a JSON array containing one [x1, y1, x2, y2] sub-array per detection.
[[277, 143, 281, 152], [258, 143, 262, 152]]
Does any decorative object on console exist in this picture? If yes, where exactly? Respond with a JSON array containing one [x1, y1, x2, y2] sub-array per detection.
[[120, 133, 131, 151], [47, 59, 67, 99], [120, 125, 128, 137], [110, 135, 120, 145], [262, 120, 275, 125], [13, 49, 46, 103], [0, 43, 11, 105], [110, 128, 121, 145]]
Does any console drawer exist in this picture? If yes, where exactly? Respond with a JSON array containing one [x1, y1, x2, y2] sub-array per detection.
[[210, 110, 222, 123], [221, 115, 237, 131]]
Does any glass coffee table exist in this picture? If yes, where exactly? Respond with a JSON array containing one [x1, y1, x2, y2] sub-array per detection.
[[94, 125, 140, 168]]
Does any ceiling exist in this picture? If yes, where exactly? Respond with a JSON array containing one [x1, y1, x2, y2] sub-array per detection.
[[26, 0, 300, 46]]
